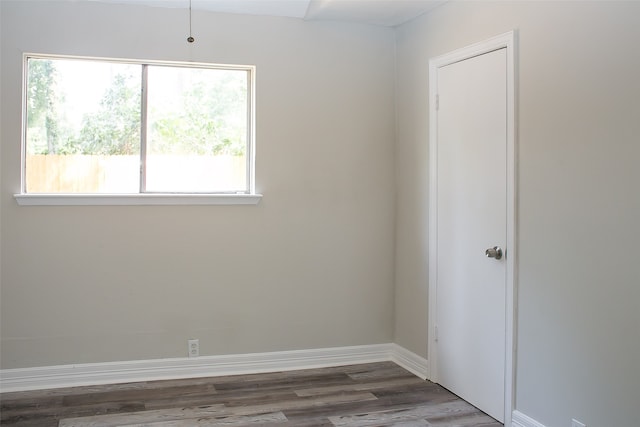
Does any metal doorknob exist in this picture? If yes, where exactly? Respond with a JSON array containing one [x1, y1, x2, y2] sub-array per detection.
[[485, 246, 503, 260]]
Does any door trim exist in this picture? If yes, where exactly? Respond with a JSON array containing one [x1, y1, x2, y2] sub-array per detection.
[[428, 31, 517, 426]]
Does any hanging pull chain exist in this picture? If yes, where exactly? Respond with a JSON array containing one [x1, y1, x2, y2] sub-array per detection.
[[187, 0, 195, 43]]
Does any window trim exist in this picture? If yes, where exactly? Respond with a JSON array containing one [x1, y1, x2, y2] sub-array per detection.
[[16, 53, 260, 205], [14, 193, 262, 206]]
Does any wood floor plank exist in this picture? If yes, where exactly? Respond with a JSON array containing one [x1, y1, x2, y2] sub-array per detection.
[[345, 364, 416, 381], [65, 411, 289, 427], [277, 419, 334, 427], [0, 419, 60, 427], [328, 400, 480, 426], [62, 384, 216, 407], [282, 391, 440, 421], [58, 404, 228, 426], [1, 401, 145, 425], [125, 411, 288, 426], [221, 393, 380, 417], [426, 411, 502, 426], [282, 381, 463, 423], [142, 389, 300, 411], [212, 373, 353, 393], [294, 377, 425, 397]]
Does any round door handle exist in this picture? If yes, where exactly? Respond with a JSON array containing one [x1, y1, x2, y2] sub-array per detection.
[[485, 246, 503, 260]]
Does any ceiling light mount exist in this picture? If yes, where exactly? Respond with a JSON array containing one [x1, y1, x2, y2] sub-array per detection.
[[187, 0, 195, 43]]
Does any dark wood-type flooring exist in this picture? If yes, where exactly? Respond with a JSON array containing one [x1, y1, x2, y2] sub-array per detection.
[[0, 361, 501, 426]]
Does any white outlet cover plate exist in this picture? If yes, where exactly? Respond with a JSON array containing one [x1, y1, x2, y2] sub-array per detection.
[[188, 339, 199, 357]]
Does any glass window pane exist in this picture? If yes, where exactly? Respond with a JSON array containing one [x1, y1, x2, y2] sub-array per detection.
[[25, 58, 141, 193], [145, 66, 248, 193]]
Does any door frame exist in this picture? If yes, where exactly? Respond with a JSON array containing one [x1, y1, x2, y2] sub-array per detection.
[[428, 31, 517, 425]]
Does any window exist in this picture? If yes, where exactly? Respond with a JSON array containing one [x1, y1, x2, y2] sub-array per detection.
[[18, 54, 259, 205]]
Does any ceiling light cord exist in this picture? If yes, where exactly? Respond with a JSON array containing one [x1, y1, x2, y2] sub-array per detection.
[[187, 0, 195, 43]]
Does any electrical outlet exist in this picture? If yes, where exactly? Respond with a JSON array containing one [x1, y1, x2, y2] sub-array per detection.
[[188, 339, 199, 357], [572, 419, 586, 427]]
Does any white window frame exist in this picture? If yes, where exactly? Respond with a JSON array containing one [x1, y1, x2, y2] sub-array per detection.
[[15, 53, 261, 206]]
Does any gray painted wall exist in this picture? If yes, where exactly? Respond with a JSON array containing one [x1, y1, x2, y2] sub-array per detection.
[[0, 1, 396, 368], [394, 1, 640, 426]]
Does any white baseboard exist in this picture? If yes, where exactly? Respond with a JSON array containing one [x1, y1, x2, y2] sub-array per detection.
[[389, 343, 429, 380], [0, 343, 428, 393], [512, 410, 547, 427]]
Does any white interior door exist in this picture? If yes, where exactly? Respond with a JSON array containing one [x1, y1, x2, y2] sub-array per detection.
[[432, 47, 508, 422]]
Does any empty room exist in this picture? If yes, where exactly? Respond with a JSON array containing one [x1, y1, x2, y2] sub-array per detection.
[[0, 1, 638, 426]]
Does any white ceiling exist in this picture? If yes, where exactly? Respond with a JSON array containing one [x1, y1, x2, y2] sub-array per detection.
[[304, 0, 445, 27], [87, 0, 446, 27]]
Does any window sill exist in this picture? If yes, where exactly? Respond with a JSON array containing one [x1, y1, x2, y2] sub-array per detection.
[[14, 193, 263, 206]]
